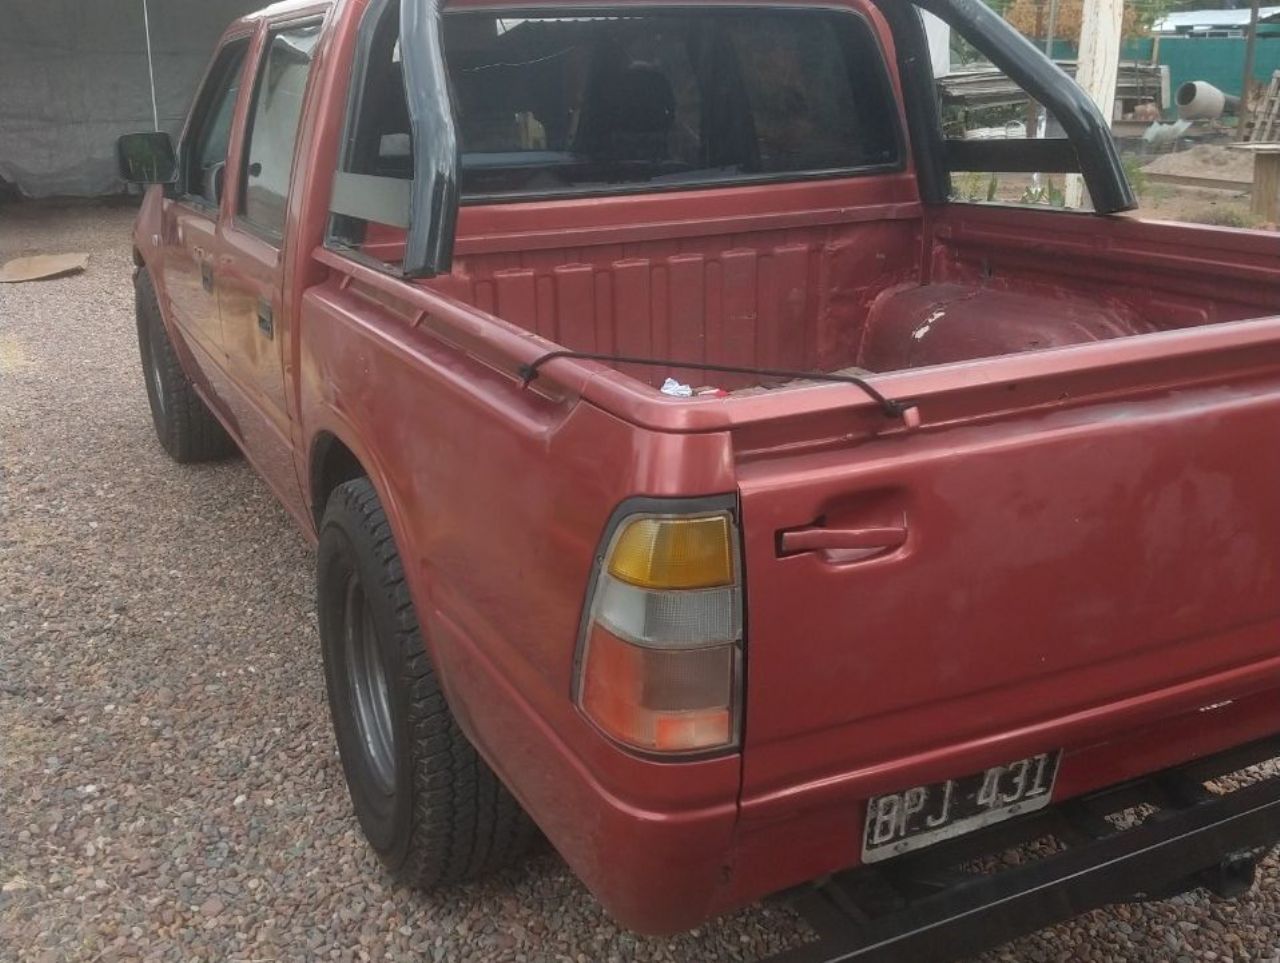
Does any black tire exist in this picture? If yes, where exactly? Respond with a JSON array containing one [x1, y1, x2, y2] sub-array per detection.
[[317, 478, 535, 887], [134, 268, 236, 463]]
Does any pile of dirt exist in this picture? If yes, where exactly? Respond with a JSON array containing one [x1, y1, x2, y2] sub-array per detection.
[[1143, 144, 1254, 183]]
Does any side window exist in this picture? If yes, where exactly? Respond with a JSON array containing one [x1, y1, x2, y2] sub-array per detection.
[[327, 4, 412, 267], [183, 40, 250, 206], [240, 23, 322, 240]]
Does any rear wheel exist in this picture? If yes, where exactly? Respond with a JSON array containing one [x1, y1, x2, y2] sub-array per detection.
[[134, 268, 235, 463], [318, 478, 535, 886]]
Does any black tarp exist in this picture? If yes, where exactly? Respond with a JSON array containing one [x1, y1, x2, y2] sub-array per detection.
[[0, 0, 261, 197]]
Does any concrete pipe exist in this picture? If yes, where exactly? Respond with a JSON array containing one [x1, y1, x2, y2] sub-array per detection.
[[1176, 81, 1241, 120]]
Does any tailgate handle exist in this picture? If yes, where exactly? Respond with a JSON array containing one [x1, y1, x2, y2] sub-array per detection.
[[778, 525, 908, 557]]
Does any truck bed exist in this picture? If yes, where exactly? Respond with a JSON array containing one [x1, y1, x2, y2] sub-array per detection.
[[423, 182, 1280, 392]]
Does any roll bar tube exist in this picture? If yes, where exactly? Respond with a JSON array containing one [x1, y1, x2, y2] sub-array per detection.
[[401, 0, 459, 277], [913, 0, 1135, 214]]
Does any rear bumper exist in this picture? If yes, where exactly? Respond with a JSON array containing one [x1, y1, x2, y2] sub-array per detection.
[[436, 585, 1280, 934], [766, 734, 1280, 963]]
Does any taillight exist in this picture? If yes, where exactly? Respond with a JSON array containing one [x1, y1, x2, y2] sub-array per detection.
[[576, 505, 743, 755]]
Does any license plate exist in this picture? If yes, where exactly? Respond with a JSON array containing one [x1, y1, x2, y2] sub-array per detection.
[[861, 751, 1062, 863]]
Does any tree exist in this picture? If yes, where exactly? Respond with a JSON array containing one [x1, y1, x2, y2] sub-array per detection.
[[999, 0, 1184, 41]]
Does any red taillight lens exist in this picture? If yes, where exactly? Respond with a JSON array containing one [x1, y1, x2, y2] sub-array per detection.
[[576, 508, 742, 755], [579, 625, 735, 752]]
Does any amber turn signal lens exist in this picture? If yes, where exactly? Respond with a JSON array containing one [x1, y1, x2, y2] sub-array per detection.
[[579, 625, 735, 753], [607, 515, 734, 590]]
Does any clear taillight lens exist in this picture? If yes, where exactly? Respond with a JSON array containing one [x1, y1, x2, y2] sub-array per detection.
[[576, 509, 742, 755]]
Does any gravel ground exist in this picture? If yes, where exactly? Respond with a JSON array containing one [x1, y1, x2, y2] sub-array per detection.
[[2, 201, 1279, 963]]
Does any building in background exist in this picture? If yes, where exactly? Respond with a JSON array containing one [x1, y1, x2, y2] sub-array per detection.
[[1153, 6, 1280, 38]]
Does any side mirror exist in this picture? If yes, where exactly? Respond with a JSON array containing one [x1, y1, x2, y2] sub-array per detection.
[[117, 131, 177, 185]]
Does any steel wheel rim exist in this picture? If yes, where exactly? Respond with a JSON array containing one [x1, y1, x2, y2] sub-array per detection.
[[343, 574, 396, 793], [150, 354, 166, 416]]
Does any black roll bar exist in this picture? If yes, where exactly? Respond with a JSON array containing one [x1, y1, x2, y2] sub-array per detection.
[[908, 0, 1135, 213], [401, 0, 459, 277]]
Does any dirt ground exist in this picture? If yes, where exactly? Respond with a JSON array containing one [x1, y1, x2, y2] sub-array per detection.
[[2, 201, 1280, 963], [1135, 181, 1259, 226], [951, 142, 1268, 228], [1138, 143, 1265, 228]]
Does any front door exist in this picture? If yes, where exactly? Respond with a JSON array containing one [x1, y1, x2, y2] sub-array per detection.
[[161, 39, 250, 366], [215, 19, 322, 517]]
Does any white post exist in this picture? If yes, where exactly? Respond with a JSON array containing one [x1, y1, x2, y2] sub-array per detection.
[[1065, 0, 1124, 208]]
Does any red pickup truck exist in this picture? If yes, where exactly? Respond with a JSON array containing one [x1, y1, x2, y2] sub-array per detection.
[[119, 0, 1280, 958]]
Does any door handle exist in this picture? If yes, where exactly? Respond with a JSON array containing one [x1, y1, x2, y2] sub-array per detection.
[[778, 524, 908, 557], [200, 259, 215, 293], [257, 298, 274, 339]]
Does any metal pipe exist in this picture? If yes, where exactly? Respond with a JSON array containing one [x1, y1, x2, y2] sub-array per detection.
[[1240, 0, 1262, 140], [402, 0, 459, 277], [1043, 0, 1059, 56], [141, 0, 160, 132], [910, 0, 1135, 213]]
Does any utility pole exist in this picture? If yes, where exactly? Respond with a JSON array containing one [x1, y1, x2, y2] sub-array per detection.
[[1065, 0, 1123, 207], [1027, 1, 1047, 135], [1043, 0, 1060, 56], [1239, 0, 1262, 141]]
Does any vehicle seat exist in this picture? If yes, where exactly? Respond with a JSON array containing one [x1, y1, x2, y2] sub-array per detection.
[[579, 63, 677, 163]]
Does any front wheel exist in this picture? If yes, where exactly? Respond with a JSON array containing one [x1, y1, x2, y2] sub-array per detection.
[[317, 478, 535, 887], [134, 268, 236, 463]]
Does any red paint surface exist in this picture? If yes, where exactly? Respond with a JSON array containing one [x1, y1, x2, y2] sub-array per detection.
[[130, 0, 1280, 934]]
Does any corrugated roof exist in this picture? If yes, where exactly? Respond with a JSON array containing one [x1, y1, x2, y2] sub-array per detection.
[[1154, 7, 1280, 33]]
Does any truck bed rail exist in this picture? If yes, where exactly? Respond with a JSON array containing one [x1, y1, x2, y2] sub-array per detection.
[[770, 735, 1280, 963]]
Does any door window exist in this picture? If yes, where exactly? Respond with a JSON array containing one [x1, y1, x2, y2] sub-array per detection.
[[240, 23, 322, 240], [183, 40, 250, 207]]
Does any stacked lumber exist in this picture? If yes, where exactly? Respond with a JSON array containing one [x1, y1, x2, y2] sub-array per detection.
[[939, 61, 1166, 111]]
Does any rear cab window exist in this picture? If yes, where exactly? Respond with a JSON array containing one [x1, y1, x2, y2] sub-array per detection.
[[328, 4, 904, 267], [448, 11, 901, 197]]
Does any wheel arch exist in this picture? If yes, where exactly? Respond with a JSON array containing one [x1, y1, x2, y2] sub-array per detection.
[[309, 429, 370, 530], [307, 421, 465, 725], [305, 424, 421, 591]]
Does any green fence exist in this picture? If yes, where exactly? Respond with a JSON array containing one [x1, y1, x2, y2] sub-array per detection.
[[1042, 35, 1280, 105]]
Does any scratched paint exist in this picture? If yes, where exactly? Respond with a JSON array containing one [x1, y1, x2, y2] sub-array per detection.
[[911, 307, 947, 340]]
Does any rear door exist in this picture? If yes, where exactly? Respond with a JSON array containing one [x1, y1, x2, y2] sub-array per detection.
[[161, 38, 250, 363], [737, 379, 1280, 802], [215, 17, 322, 513]]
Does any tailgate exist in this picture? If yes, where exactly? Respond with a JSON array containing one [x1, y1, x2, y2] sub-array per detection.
[[737, 378, 1280, 804]]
